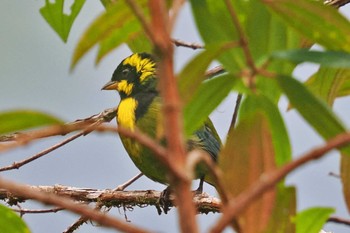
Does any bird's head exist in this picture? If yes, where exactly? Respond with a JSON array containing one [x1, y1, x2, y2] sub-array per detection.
[[102, 53, 157, 98]]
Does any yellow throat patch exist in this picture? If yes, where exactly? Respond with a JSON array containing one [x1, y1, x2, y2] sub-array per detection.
[[117, 80, 133, 96], [117, 97, 138, 130], [123, 54, 155, 82]]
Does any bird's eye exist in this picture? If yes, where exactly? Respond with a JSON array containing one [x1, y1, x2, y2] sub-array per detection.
[[122, 68, 130, 76]]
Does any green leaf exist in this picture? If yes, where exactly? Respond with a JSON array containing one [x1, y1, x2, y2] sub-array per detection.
[[100, 0, 113, 8], [40, 0, 86, 43], [190, 0, 302, 104], [190, 0, 301, 76], [71, 0, 150, 69], [0, 204, 30, 233], [277, 76, 347, 144], [178, 44, 231, 104], [264, 0, 350, 52], [341, 154, 350, 213], [0, 110, 63, 135], [244, 0, 302, 75], [183, 74, 237, 135], [126, 33, 152, 54], [295, 207, 334, 233], [272, 49, 350, 68], [239, 95, 291, 166], [264, 185, 296, 233], [256, 76, 282, 104], [189, 0, 244, 73], [304, 67, 350, 106], [338, 78, 350, 97], [219, 112, 276, 232]]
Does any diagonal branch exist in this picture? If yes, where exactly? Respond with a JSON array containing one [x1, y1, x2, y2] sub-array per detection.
[[0, 131, 85, 172], [0, 107, 117, 152], [210, 131, 350, 232]]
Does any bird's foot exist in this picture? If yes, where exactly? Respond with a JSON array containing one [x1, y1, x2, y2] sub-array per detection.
[[193, 176, 204, 195], [157, 186, 172, 215], [194, 184, 203, 195]]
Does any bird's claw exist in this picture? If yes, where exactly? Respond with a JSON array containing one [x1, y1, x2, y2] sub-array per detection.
[[157, 187, 172, 215]]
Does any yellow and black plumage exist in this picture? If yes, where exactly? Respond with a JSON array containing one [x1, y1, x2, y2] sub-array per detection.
[[102, 53, 221, 192]]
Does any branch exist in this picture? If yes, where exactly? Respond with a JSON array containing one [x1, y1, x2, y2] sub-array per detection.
[[0, 178, 151, 233], [0, 109, 186, 180], [12, 207, 64, 215], [205, 66, 225, 78], [0, 185, 221, 214], [0, 107, 117, 152], [325, 0, 350, 7], [172, 39, 204, 50], [210, 131, 350, 232], [227, 93, 243, 135], [328, 216, 350, 227], [149, 1, 198, 232], [0, 132, 85, 172]]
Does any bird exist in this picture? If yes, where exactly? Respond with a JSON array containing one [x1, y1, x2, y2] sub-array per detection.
[[102, 53, 221, 208]]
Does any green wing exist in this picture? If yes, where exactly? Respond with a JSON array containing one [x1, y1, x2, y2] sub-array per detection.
[[189, 118, 221, 162]]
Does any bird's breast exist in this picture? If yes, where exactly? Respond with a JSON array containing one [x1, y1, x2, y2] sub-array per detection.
[[117, 97, 138, 130]]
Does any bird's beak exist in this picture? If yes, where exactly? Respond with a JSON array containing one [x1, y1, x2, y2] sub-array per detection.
[[101, 80, 119, 91]]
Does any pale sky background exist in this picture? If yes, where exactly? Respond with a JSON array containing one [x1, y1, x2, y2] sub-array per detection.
[[1, 1, 350, 233]]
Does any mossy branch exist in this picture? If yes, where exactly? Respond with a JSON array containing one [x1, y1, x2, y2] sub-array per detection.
[[0, 184, 221, 215]]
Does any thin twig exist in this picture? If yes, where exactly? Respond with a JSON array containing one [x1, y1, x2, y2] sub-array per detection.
[[210, 131, 350, 232], [114, 173, 144, 191], [0, 132, 85, 172], [329, 171, 340, 178], [64, 202, 104, 233], [328, 216, 350, 226], [0, 120, 103, 172], [325, 0, 350, 7], [205, 66, 225, 78], [227, 93, 243, 136], [172, 38, 204, 50], [0, 107, 117, 152], [0, 178, 151, 233], [12, 207, 64, 215]]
